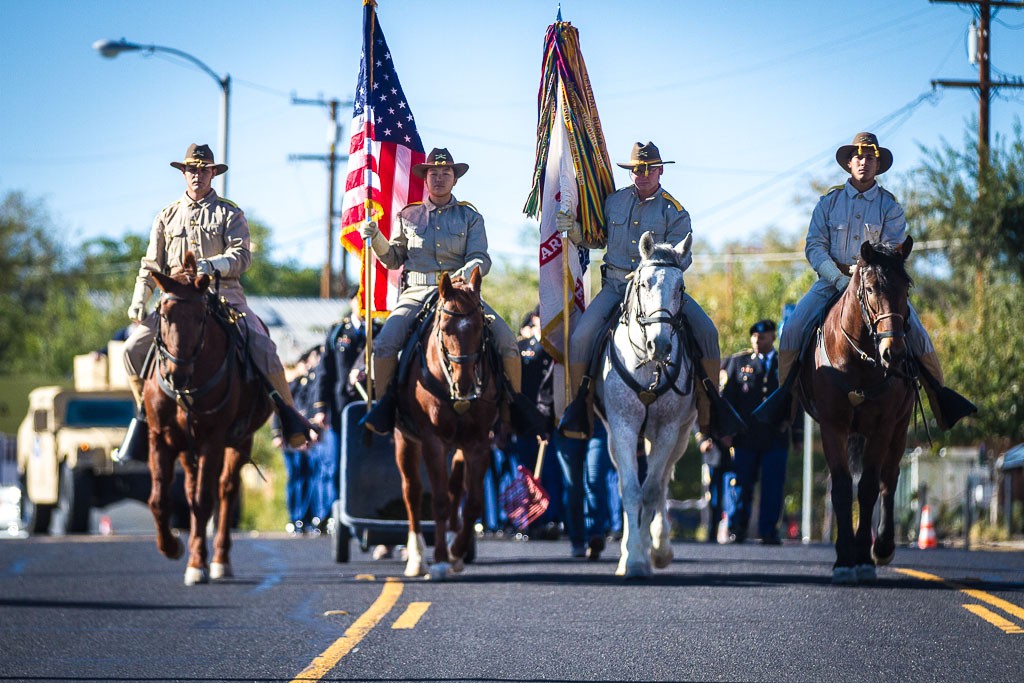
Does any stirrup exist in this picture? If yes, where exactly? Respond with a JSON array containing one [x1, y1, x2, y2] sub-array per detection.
[[277, 404, 316, 448], [360, 393, 396, 435], [557, 395, 591, 440], [113, 414, 148, 464]]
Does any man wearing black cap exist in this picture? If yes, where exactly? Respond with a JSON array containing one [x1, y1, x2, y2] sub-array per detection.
[[718, 319, 789, 544]]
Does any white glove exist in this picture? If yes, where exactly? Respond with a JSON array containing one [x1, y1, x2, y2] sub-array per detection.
[[556, 211, 583, 245], [128, 302, 147, 322], [197, 259, 215, 276], [360, 220, 379, 240]]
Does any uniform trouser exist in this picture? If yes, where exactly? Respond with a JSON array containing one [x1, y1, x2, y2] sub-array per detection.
[[729, 444, 789, 539], [282, 449, 315, 524], [310, 427, 337, 522], [568, 276, 719, 365], [123, 305, 286, 379], [780, 278, 934, 358], [373, 284, 518, 360]]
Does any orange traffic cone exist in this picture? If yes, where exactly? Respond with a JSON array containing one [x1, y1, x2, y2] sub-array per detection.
[[917, 505, 937, 549]]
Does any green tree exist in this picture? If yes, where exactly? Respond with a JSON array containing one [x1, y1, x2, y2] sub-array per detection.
[[241, 218, 321, 296]]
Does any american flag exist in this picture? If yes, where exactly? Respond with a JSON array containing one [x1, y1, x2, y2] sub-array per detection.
[[340, 0, 425, 317]]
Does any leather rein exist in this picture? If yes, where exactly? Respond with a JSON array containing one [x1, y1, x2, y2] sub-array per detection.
[[418, 297, 493, 411], [609, 258, 694, 406]]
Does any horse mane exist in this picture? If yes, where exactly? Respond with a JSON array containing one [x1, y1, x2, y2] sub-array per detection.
[[857, 241, 913, 288], [645, 242, 684, 267]]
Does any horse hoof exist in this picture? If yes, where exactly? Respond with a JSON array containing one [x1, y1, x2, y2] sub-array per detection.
[[622, 562, 653, 580], [449, 556, 465, 573], [871, 548, 895, 566], [651, 547, 674, 569], [831, 566, 858, 585], [855, 564, 877, 583], [404, 561, 428, 578], [426, 563, 452, 581], [184, 566, 209, 586], [210, 562, 233, 580], [162, 536, 184, 561]]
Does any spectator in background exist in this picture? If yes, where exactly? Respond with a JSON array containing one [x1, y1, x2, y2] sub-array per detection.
[[717, 319, 789, 544], [274, 348, 321, 535]]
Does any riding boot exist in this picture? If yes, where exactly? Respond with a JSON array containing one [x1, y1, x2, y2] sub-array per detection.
[[557, 363, 592, 440], [917, 352, 977, 431], [361, 357, 398, 436], [114, 376, 149, 464], [268, 370, 317, 448], [753, 350, 799, 427], [503, 356, 550, 438]]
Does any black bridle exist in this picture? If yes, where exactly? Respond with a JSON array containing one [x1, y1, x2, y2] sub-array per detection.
[[155, 291, 232, 413], [839, 265, 912, 379], [420, 297, 489, 409], [611, 259, 693, 405]]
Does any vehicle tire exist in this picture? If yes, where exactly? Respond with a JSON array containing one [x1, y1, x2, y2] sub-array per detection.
[[20, 472, 53, 535], [59, 463, 93, 534]]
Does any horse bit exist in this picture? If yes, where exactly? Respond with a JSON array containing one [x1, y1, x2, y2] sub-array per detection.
[[839, 266, 912, 379], [433, 300, 488, 413]]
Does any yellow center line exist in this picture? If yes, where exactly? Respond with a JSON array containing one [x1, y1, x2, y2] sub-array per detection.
[[895, 568, 1024, 633], [962, 604, 1024, 634], [291, 578, 404, 682], [392, 602, 431, 629]]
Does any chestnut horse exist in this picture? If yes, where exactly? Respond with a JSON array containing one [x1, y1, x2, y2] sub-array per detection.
[[146, 253, 272, 585], [395, 267, 498, 580], [797, 237, 916, 584]]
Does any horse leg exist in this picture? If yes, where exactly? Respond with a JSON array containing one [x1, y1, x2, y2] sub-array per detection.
[[853, 459, 881, 583], [422, 438, 455, 580], [647, 434, 687, 570], [822, 430, 857, 584], [184, 450, 222, 586], [608, 424, 649, 578], [395, 432, 428, 578], [148, 440, 183, 561], [872, 455, 901, 567], [449, 446, 486, 571], [447, 449, 466, 540], [211, 443, 246, 581]]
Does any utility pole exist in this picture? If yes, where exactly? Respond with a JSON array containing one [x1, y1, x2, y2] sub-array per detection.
[[930, 0, 1024, 175], [289, 95, 352, 298]]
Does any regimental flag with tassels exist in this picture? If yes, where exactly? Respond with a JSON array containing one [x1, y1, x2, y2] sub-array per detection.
[[524, 16, 615, 410], [340, 0, 426, 318]]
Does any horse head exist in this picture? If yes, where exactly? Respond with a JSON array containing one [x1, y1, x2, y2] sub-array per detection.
[[852, 236, 914, 373], [634, 231, 691, 364], [151, 251, 213, 389], [436, 267, 485, 409]]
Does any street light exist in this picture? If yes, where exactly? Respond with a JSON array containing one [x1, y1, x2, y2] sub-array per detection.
[[93, 38, 231, 197]]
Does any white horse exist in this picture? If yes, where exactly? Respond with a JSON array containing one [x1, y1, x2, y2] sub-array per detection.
[[595, 231, 698, 578]]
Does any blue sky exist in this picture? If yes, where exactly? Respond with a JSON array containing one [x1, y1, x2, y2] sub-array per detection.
[[3, 1, 1022, 278]]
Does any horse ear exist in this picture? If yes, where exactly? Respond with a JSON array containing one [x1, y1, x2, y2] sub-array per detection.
[[439, 272, 453, 298], [674, 233, 693, 261], [639, 231, 655, 260], [860, 240, 874, 264], [184, 251, 197, 272], [899, 235, 914, 259], [196, 274, 212, 292], [468, 265, 482, 292], [151, 269, 174, 293]]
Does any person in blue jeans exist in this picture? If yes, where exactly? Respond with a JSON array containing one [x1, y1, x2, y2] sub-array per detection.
[[715, 319, 789, 544], [555, 420, 613, 559]]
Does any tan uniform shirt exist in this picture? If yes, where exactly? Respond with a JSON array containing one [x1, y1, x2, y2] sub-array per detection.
[[591, 185, 692, 273], [131, 190, 251, 309], [373, 195, 490, 281]]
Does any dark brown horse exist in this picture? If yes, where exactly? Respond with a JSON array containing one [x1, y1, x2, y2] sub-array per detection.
[[146, 253, 272, 585], [797, 237, 916, 584], [394, 267, 499, 580]]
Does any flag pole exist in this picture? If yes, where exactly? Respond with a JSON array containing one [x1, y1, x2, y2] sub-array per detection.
[[362, 0, 377, 411], [561, 229, 572, 408]]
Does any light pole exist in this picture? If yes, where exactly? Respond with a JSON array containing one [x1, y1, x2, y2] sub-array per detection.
[[93, 38, 231, 197]]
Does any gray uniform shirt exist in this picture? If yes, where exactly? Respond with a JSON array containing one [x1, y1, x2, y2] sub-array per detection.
[[132, 190, 251, 308], [597, 185, 692, 273], [374, 195, 490, 280], [805, 179, 906, 277]]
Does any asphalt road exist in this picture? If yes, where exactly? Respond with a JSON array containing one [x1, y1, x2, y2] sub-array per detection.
[[1, 529, 1023, 683]]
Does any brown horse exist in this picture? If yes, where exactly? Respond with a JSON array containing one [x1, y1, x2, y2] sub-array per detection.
[[394, 267, 499, 580], [146, 252, 272, 585], [797, 237, 916, 584]]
